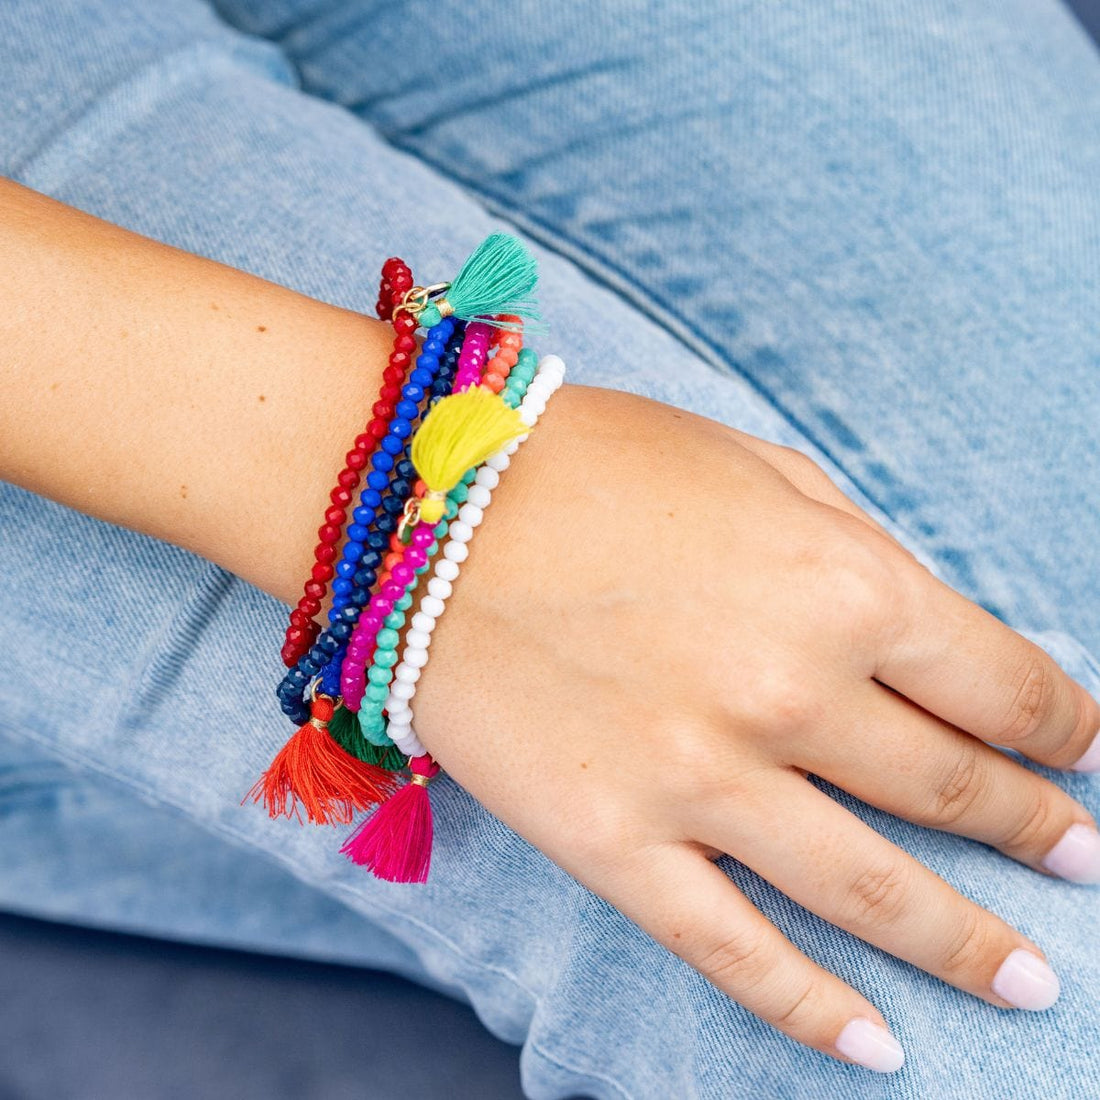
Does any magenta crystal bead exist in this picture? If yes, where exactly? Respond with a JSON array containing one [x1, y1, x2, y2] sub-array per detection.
[[454, 321, 492, 392]]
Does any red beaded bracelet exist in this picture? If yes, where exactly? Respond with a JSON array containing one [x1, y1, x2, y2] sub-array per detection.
[[280, 257, 416, 667]]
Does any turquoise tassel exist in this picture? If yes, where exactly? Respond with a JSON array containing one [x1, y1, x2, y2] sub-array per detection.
[[419, 233, 546, 332]]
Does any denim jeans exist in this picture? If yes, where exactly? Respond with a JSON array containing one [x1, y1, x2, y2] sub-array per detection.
[[1, 1, 1098, 1096]]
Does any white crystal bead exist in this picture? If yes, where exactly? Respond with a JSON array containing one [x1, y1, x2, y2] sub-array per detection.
[[421, 595, 446, 618], [467, 485, 492, 508], [406, 628, 431, 650], [411, 611, 436, 633], [427, 576, 452, 600], [434, 559, 459, 582], [404, 647, 429, 669], [443, 540, 469, 563], [475, 467, 500, 490], [395, 732, 425, 758], [458, 504, 483, 528], [448, 520, 473, 543]]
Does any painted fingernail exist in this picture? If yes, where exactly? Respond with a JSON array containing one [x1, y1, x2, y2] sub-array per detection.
[[835, 1017, 905, 1073], [1072, 731, 1100, 773], [1042, 823, 1100, 884], [991, 949, 1061, 1010]]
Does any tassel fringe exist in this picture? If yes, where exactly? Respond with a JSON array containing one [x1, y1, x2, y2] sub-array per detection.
[[419, 233, 545, 332], [340, 754, 440, 882], [246, 696, 398, 825], [411, 386, 526, 521]]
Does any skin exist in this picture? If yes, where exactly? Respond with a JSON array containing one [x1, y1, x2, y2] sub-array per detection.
[[2, 177, 1097, 1068]]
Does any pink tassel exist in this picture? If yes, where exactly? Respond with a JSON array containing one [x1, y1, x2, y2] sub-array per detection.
[[340, 753, 440, 883]]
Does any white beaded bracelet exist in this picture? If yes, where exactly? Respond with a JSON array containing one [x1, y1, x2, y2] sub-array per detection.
[[383, 353, 567, 757]]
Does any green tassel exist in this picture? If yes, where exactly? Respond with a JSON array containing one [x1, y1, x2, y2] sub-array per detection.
[[328, 705, 407, 770], [419, 233, 546, 332]]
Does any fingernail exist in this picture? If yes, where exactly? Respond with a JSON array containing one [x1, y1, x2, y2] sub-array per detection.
[[835, 1017, 906, 1073], [1041, 823, 1100, 884], [990, 949, 1061, 1010], [1072, 731, 1100, 773]]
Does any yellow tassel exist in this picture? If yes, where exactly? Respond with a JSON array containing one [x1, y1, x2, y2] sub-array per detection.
[[410, 386, 527, 522]]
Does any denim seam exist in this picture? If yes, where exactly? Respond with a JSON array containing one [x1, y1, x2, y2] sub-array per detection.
[[525, 1038, 636, 1100]]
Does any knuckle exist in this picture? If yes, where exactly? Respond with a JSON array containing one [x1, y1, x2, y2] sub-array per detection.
[[739, 666, 820, 739], [928, 747, 988, 826], [654, 721, 714, 789], [843, 863, 912, 928], [562, 805, 635, 868], [777, 445, 824, 482], [997, 792, 1054, 855], [694, 928, 773, 989], [938, 906, 993, 979], [770, 977, 820, 1031], [998, 654, 1054, 746], [822, 525, 899, 640]]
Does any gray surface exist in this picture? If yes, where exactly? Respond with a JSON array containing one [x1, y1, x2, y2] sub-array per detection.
[[0, 913, 526, 1100]]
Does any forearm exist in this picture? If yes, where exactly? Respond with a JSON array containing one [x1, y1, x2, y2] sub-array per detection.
[[0, 177, 391, 604]]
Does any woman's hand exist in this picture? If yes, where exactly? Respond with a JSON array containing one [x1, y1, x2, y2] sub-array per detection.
[[412, 383, 1100, 1072], [5, 180, 1095, 1072]]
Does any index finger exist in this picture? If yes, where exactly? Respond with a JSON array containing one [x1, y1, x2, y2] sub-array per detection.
[[876, 561, 1100, 772]]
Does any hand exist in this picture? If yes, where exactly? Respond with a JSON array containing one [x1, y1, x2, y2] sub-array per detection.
[[410, 383, 1100, 1072]]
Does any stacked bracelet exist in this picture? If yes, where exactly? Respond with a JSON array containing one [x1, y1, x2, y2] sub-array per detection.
[[349, 330, 528, 747], [248, 232, 563, 884], [381, 353, 566, 761], [281, 258, 414, 668]]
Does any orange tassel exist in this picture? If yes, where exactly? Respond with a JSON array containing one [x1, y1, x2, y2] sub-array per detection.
[[246, 695, 398, 825]]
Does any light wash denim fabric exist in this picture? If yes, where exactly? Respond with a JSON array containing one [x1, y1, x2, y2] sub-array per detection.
[[1, 1, 1098, 1096]]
